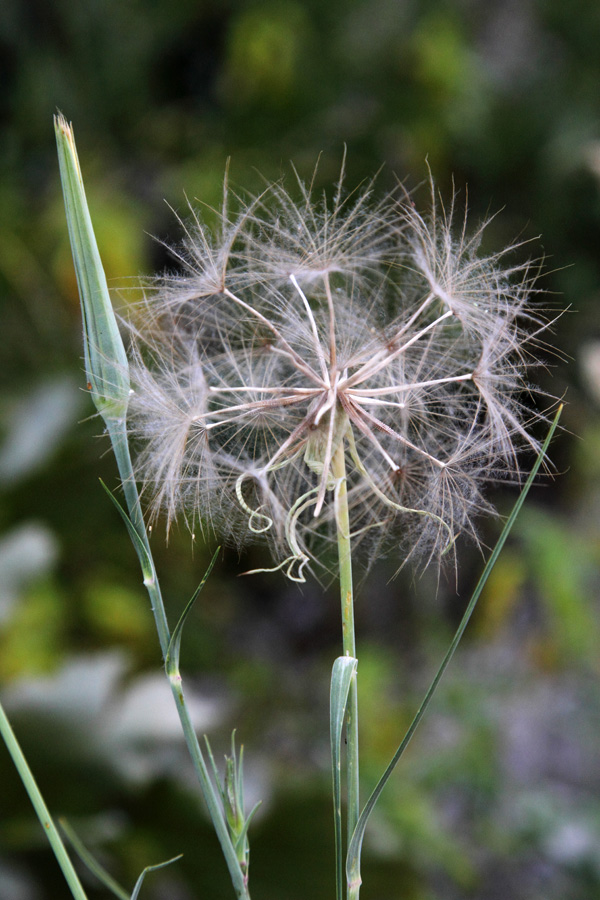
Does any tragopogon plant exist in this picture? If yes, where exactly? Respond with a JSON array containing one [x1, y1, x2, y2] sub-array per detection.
[[127, 164, 550, 581], [20, 118, 557, 900], [121, 163, 556, 900]]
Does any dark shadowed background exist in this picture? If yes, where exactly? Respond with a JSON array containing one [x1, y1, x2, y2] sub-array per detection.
[[1, 1, 599, 898]]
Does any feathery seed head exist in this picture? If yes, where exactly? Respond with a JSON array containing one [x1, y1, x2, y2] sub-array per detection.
[[126, 163, 554, 580]]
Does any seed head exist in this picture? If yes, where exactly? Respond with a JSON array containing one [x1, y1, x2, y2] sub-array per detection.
[[126, 163, 553, 580]]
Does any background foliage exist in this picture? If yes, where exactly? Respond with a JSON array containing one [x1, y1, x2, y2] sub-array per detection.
[[1, 1, 599, 898]]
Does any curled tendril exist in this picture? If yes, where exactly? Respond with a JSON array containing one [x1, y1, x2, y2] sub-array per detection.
[[235, 473, 274, 534], [242, 554, 310, 582]]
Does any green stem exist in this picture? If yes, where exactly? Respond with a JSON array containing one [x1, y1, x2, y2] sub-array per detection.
[[106, 417, 171, 658], [167, 673, 251, 900], [332, 443, 360, 868], [0, 699, 89, 900], [106, 419, 251, 900], [54, 117, 248, 898]]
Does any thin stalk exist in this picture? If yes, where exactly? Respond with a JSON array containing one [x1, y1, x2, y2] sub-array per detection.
[[0, 700, 89, 900], [106, 420, 251, 900], [55, 115, 249, 899], [106, 417, 171, 659], [167, 671, 251, 900], [332, 441, 360, 855]]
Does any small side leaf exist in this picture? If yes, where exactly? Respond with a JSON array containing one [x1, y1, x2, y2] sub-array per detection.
[[59, 819, 129, 900], [99, 479, 153, 581], [165, 547, 220, 678], [130, 855, 183, 900], [346, 405, 563, 893], [205, 730, 260, 878], [205, 734, 226, 805], [330, 655, 358, 900], [234, 801, 262, 854]]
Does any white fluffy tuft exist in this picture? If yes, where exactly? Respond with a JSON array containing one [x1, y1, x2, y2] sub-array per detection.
[[125, 164, 557, 578]]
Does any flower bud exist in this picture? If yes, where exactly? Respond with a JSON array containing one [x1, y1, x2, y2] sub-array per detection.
[[55, 114, 130, 421]]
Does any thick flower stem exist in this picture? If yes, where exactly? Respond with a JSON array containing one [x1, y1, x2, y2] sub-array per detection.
[[332, 442, 360, 875]]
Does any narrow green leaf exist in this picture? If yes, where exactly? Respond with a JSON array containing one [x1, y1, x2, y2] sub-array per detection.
[[0, 701, 90, 900], [234, 801, 262, 855], [330, 655, 358, 900], [165, 547, 221, 678], [101, 416, 171, 661], [99, 479, 154, 581], [130, 855, 183, 900], [235, 738, 244, 814], [59, 819, 129, 900], [54, 114, 130, 419], [205, 734, 227, 805], [346, 405, 563, 893]]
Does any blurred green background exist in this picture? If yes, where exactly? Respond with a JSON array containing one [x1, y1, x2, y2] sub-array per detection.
[[1, 1, 599, 898]]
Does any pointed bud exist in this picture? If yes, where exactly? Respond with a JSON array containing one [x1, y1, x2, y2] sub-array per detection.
[[55, 114, 130, 421]]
